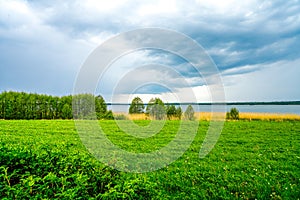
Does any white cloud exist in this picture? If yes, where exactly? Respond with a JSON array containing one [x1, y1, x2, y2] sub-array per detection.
[[110, 84, 211, 103], [1, 0, 299, 101], [80, 0, 129, 13], [222, 64, 261, 76], [224, 58, 300, 101], [137, 0, 178, 17]]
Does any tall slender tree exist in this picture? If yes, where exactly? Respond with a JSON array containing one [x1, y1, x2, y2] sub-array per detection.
[[184, 105, 195, 120]]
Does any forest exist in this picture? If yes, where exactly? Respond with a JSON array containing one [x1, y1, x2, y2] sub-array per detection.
[[0, 91, 112, 120], [0, 91, 191, 120]]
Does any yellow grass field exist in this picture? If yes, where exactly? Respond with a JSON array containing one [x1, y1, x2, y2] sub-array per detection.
[[239, 112, 300, 121], [114, 112, 300, 121]]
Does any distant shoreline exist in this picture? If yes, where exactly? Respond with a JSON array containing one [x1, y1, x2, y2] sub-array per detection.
[[107, 101, 300, 106]]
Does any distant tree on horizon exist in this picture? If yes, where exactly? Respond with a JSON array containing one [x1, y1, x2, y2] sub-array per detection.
[[129, 97, 144, 114], [145, 98, 166, 120], [166, 105, 182, 120], [184, 105, 195, 120]]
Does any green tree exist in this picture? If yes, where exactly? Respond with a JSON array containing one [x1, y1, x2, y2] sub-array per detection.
[[60, 95, 72, 119], [72, 94, 95, 119], [184, 105, 195, 120], [146, 98, 166, 120], [129, 97, 144, 114], [0, 91, 115, 120], [176, 106, 182, 119], [61, 104, 73, 119], [166, 105, 176, 120], [226, 107, 239, 120], [146, 98, 164, 113], [95, 95, 107, 119]]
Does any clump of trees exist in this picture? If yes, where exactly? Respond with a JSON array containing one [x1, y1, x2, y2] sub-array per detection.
[[129, 97, 185, 120], [0, 91, 200, 121], [72, 93, 113, 120], [0, 91, 112, 120], [226, 107, 239, 120], [166, 105, 182, 120]]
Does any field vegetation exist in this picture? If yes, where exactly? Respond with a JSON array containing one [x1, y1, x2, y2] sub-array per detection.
[[1, 120, 299, 199], [119, 112, 300, 121]]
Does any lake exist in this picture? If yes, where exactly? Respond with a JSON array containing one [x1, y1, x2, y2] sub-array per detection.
[[108, 104, 300, 115]]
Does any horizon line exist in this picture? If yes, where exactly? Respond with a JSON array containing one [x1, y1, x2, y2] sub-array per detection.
[[107, 101, 300, 105]]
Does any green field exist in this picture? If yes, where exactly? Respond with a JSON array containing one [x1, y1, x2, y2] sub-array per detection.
[[0, 120, 299, 199]]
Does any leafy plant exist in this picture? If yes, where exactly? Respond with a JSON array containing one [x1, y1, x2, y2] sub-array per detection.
[[0, 120, 299, 199], [114, 114, 128, 120], [226, 107, 240, 120]]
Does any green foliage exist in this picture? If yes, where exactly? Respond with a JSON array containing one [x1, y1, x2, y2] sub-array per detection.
[[0, 91, 113, 120], [166, 105, 176, 119], [129, 97, 144, 114], [175, 106, 182, 119], [0, 120, 155, 199], [95, 95, 108, 119], [114, 114, 128, 120], [226, 107, 240, 120], [104, 110, 114, 120], [0, 120, 299, 199], [166, 105, 182, 120], [145, 98, 164, 113], [149, 104, 166, 120], [184, 105, 195, 120], [72, 93, 96, 119], [146, 98, 166, 120], [61, 104, 72, 119]]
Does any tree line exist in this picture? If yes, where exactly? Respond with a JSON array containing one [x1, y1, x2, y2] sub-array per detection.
[[0, 91, 196, 120], [129, 97, 195, 120], [0, 91, 112, 120]]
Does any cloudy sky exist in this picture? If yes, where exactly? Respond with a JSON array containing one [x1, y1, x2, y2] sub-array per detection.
[[1, 0, 300, 103]]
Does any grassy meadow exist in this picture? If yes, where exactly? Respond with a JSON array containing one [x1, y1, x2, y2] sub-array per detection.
[[0, 119, 299, 199]]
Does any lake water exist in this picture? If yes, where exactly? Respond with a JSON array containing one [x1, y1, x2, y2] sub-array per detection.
[[109, 104, 300, 115]]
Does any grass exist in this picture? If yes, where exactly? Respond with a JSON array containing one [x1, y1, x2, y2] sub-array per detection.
[[239, 112, 300, 121], [0, 120, 299, 199]]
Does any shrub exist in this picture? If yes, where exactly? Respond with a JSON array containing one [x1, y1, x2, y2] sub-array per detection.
[[226, 107, 239, 120], [114, 114, 128, 120], [104, 110, 114, 120]]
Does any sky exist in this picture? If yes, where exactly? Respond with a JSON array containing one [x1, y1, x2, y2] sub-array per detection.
[[0, 0, 300, 103]]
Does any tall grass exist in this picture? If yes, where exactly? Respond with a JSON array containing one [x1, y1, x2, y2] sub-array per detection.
[[114, 112, 300, 121], [239, 112, 300, 121]]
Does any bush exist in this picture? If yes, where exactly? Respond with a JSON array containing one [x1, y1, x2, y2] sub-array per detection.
[[114, 114, 128, 120], [104, 110, 114, 120], [226, 107, 239, 120]]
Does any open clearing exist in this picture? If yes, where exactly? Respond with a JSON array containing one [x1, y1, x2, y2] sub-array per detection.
[[0, 120, 299, 199]]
